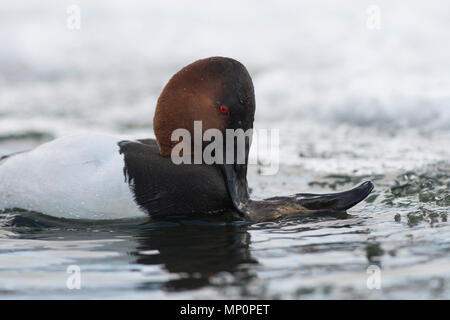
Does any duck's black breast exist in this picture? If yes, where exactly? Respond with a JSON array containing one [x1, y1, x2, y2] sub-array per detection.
[[118, 139, 235, 219]]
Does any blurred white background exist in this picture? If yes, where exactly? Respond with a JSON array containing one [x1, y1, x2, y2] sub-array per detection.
[[0, 0, 449, 174]]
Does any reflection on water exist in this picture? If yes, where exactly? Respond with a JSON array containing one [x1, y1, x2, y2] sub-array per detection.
[[0, 213, 261, 298], [133, 222, 256, 292], [1, 200, 449, 299]]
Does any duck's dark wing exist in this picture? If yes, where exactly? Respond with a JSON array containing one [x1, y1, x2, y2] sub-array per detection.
[[118, 139, 235, 219]]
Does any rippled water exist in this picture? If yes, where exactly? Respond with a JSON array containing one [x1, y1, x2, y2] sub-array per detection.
[[1, 159, 449, 299], [1, 0, 450, 299]]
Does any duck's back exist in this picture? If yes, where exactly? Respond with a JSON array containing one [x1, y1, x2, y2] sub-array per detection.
[[0, 134, 145, 219], [0, 134, 234, 220]]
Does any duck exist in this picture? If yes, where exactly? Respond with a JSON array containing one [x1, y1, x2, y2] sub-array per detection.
[[0, 57, 374, 222]]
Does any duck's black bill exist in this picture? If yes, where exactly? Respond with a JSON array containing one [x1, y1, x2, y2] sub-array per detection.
[[296, 181, 374, 212], [220, 163, 250, 216], [219, 138, 252, 217]]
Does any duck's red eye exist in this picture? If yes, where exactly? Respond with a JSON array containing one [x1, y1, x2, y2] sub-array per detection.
[[219, 105, 229, 115]]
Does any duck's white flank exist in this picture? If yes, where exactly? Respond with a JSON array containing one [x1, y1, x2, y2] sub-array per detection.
[[0, 134, 146, 219]]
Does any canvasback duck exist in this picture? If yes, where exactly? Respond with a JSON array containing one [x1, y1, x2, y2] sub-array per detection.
[[0, 57, 373, 222]]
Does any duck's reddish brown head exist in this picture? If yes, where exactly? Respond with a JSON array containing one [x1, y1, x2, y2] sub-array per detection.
[[153, 57, 256, 215], [153, 56, 255, 157]]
